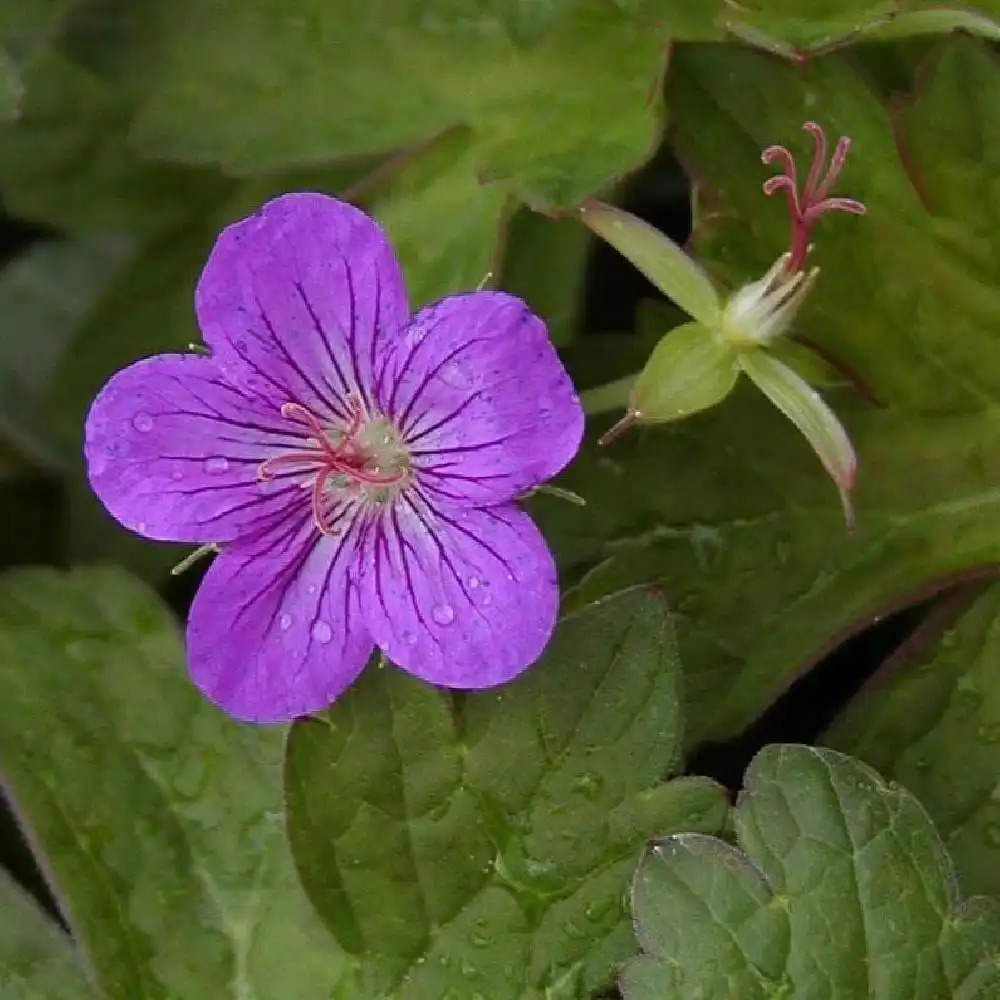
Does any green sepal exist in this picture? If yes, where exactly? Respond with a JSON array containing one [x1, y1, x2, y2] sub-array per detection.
[[631, 322, 740, 424], [738, 347, 857, 528], [579, 200, 721, 327]]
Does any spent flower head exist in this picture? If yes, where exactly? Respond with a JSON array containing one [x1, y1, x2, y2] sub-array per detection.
[[85, 193, 584, 722], [577, 122, 865, 527]]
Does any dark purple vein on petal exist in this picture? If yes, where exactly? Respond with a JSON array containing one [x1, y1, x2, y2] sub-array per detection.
[[422, 498, 518, 580], [394, 337, 493, 435], [292, 279, 355, 408], [342, 259, 369, 411], [388, 504, 445, 652], [404, 390, 485, 447], [402, 493, 486, 625], [253, 295, 348, 420], [409, 432, 520, 460]]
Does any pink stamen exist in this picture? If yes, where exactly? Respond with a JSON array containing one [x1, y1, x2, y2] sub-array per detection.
[[762, 121, 866, 274], [801, 122, 829, 202], [258, 396, 405, 536]]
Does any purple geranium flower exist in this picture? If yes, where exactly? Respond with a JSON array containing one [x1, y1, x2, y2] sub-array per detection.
[[85, 193, 584, 722]]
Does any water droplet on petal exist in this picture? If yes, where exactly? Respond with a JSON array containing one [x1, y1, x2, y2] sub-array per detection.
[[132, 411, 154, 433], [311, 621, 333, 644], [400, 629, 417, 645], [431, 603, 455, 626], [203, 456, 230, 474], [279, 613, 293, 631], [468, 576, 480, 589], [443, 360, 474, 389]]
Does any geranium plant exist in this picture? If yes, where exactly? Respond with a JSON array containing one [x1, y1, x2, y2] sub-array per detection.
[[1, 2, 1000, 998]]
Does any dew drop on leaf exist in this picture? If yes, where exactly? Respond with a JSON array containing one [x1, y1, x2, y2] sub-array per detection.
[[977, 722, 1000, 744], [571, 772, 603, 798], [584, 895, 617, 922]]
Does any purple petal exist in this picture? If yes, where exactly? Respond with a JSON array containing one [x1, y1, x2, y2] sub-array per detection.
[[195, 193, 409, 419], [85, 353, 305, 544], [361, 499, 558, 688], [187, 512, 373, 722], [379, 291, 584, 506]]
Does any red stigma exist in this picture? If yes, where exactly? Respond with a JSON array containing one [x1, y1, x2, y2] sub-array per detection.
[[259, 397, 405, 536], [761, 121, 866, 274]]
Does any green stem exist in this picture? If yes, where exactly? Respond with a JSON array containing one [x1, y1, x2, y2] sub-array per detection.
[[579, 373, 637, 416]]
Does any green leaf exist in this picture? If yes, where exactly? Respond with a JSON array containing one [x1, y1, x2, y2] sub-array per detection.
[[769, 337, 851, 389], [871, 5, 1000, 42], [716, 0, 1000, 51], [0, 234, 133, 472], [285, 589, 728, 999], [499, 208, 590, 347], [0, 567, 349, 999], [0, 46, 232, 234], [578, 201, 720, 327], [358, 127, 508, 309], [0, 0, 80, 45], [827, 581, 1000, 898], [0, 870, 97, 1000], [622, 744, 1000, 999], [0, 0, 85, 126], [531, 36, 1000, 749], [631, 321, 738, 424], [67, 0, 669, 210], [536, 391, 1000, 748], [0, 47, 21, 120]]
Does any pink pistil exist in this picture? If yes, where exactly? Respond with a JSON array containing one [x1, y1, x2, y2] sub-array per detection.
[[761, 121, 866, 274], [259, 397, 405, 536]]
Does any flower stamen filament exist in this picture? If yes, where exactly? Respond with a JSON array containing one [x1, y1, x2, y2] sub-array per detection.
[[259, 395, 408, 536]]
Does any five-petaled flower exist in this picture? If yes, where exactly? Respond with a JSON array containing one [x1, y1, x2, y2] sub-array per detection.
[[85, 193, 584, 722]]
